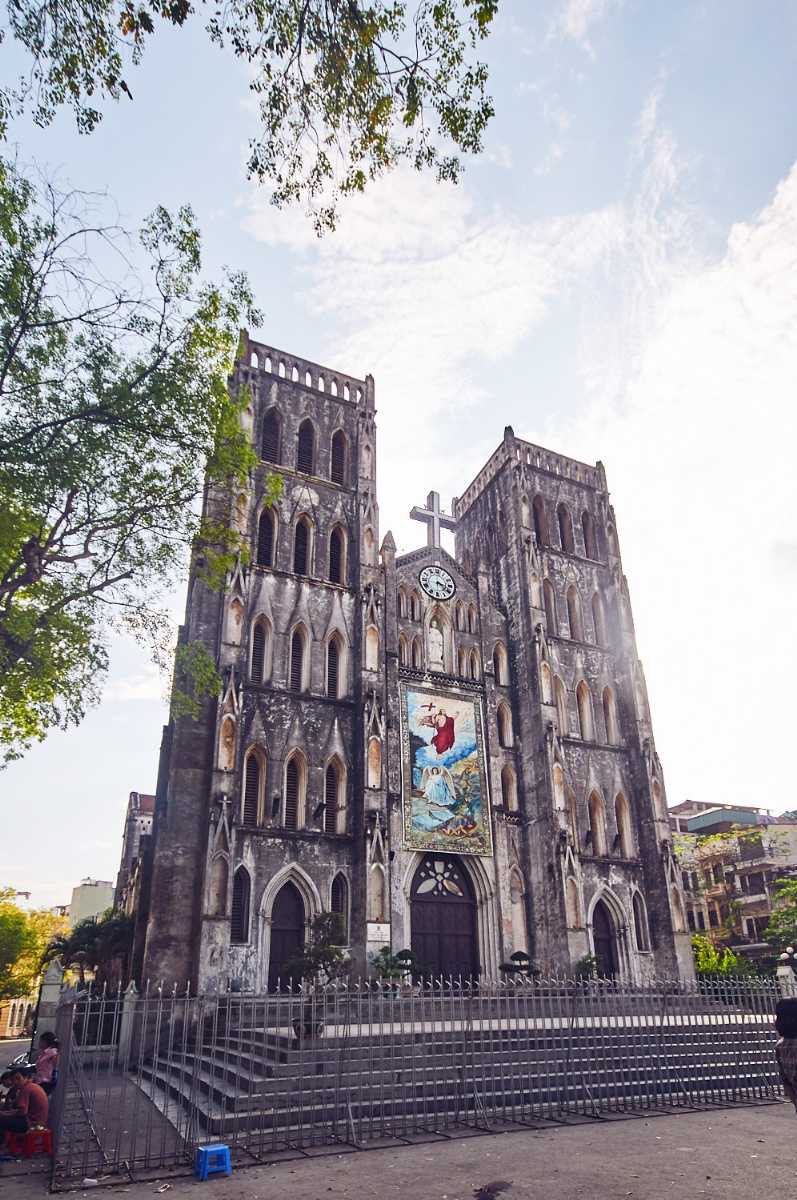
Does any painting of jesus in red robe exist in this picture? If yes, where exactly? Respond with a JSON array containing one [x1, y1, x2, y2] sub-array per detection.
[[419, 705, 456, 755]]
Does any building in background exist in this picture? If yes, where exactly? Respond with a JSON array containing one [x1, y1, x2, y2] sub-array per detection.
[[137, 338, 691, 991], [670, 801, 797, 961], [114, 792, 156, 911], [68, 878, 114, 927]]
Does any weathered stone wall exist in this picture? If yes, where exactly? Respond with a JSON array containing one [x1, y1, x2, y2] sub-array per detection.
[[454, 427, 690, 979]]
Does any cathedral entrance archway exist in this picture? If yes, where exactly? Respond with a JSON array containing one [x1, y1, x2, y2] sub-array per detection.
[[592, 899, 619, 978], [268, 882, 305, 991], [410, 855, 478, 980]]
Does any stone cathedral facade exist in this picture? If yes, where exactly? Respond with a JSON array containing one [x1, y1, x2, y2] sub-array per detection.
[[140, 337, 694, 991]]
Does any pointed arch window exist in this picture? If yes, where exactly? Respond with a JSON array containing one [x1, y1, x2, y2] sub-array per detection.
[[532, 495, 548, 546], [615, 792, 633, 858], [565, 877, 581, 928], [284, 752, 305, 829], [412, 637, 423, 669], [458, 647, 467, 676], [365, 624, 379, 671], [591, 592, 607, 647], [603, 686, 619, 745], [455, 601, 464, 631], [588, 791, 607, 856], [293, 516, 312, 575], [330, 430, 347, 485], [582, 510, 597, 559], [493, 642, 508, 685], [297, 419, 315, 473], [328, 526, 345, 584], [219, 715, 236, 771], [468, 604, 477, 634], [554, 676, 569, 735], [231, 867, 251, 943], [251, 617, 269, 683], [520, 495, 530, 528], [290, 626, 308, 691], [501, 764, 518, 811], [331, 873, 349, 943], [557, 503, 575, 553], [368, 864, 386, 922], [364, 527, 376, 565], [540, 661, 552, 704], [398, 635, 409, 667], [576, 681, 594, 740], [566, 787, 578, 842], [209, 857, 228, 916], [469, 648, 480, 680], [398, 589, 407, 618], [367, 737, 382, 789], [261, 409, 281, 463], [411, 592, 421, 621], [326, 634, 341, 698], [633, 891, 650, 950], [543, 580, 557, 633], [566, 585, 583, 641], [325, 759, 344, 835], [242, 748, 264, 825], [497, 702, 513, 748], [257, 509, 275, 567], [553, 763, 565, 816]]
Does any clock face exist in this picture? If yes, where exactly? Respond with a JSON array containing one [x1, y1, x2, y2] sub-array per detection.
[[419, 565, 456, 601]]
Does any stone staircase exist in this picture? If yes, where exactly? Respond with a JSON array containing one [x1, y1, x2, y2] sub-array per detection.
[[137, 1000, 780, 1140]]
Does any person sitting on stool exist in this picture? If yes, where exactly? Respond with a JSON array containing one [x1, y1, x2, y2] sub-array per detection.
[[0, 1069, 48, 1149]]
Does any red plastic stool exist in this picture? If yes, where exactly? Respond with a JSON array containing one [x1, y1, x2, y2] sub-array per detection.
[[7, 1127, 53, 1156]]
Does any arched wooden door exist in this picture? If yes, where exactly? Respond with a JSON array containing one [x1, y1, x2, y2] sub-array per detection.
[[592, 899, 619, 978], [268, 882, 305, 991], [410, 855, 478, 980]]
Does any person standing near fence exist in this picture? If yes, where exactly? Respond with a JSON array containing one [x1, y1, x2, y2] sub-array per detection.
[[775, 998, 797, 1113], [34, 1032, 59, 1095]]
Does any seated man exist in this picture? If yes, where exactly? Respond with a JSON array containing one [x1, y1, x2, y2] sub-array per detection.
[[0, 1069, 48, 1147]]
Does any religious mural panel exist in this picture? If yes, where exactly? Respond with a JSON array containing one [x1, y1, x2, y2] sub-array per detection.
[[400, 683, 493, 856]]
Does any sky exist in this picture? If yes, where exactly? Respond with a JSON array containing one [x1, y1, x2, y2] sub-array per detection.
[[2, 0, 797, 909]]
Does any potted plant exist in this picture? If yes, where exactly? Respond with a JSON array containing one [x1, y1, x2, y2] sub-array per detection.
[[282, 912, 350, 1042]]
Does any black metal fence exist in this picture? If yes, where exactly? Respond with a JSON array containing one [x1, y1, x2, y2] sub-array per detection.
[[51, 975, 784, 1189]]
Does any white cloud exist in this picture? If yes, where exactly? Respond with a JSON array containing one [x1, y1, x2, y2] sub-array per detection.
[[104, 666, 165, 704], [553, 0, 623, 53], [243, 96, 797, 814], [244, 169, 624, 549], [561, 165, 797, 813]]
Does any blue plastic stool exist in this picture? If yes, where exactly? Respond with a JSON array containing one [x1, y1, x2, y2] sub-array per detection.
[[194, 1144, 232, 1181]]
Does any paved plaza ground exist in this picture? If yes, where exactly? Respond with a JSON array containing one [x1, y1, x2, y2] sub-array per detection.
[[3, 1100, 796, 1199]]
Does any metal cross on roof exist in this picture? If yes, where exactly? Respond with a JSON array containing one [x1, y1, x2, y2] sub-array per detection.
[[409, 490, 457, 549]]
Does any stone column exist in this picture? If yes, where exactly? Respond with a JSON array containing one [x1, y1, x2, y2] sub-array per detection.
[[116, 981, 139, 1067], [34, 960, 64, 1040], [777, 964, 797, 998]]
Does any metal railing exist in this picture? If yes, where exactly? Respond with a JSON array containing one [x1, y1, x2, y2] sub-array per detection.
[[51, 975, 784, 1189]]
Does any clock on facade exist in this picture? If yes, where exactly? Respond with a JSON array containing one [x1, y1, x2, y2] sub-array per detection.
[[419, 565, 456, 600]]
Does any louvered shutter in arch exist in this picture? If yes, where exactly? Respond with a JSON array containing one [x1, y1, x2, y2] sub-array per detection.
[[331, 874, 348, 943], [326, 638, 339, 698], [293, 521, 309, 574], [251, 622, 266, 682], [330, 431, 346, 484], [243, 754, 260, 824], [329, 528, 343, 584], [257, 511, 274, 567], [231, 868, 251, 943], [290, 630, 304, 691], [325, 764, 339, 834], [285, 758, 299, 829], [262, 410, 280, 463], [297, 421, 315, 473]]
